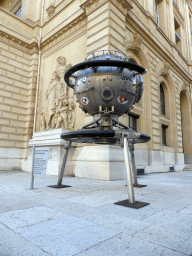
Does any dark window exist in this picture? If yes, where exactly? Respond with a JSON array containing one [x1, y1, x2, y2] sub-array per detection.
[[162, 125, 167, 146], [155, 0, 159, 25], [174, 18, 181, 51], [128, 114, 138, 131], [15, 6, 22, 17], [160, 84, 165, 115]]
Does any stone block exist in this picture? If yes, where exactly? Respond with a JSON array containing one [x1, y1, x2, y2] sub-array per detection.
[[16, 56, 30, 65], [145, 165, 170, 174], [9, 59, 23, 68], [2, 112, 17, 120], [9, 46, 24, 57], [7, 71, 22, 81], [164, 152, 175, 165], [88, 11, 109, 29], [184, 154, 192, 164], [150, 150, 165, 166], [87, 27, 109, 46], [0, 76, 14, 85], [4, 98, 19, 107], [87, 3, 108, 22], [1, 50, 16, 60], [5, 84, 21, 94], [0, 104, 11, 112], [135, 149, 149, 166], [0, 133, 8, 140], [1, 126, 17, 133], [0, 55, 8, 63]]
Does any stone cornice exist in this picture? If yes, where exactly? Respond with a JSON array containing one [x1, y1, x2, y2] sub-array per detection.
[[41, 13, 86, 51], [0, 31, 39, 55], [0, 7, 40, 28], [80, 0, 133, 16]]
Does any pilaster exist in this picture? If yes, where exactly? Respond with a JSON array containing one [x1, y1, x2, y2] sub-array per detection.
[[81, 0, 133, 53]]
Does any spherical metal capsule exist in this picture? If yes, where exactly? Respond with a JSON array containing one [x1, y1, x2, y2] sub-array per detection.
[[64, 50, 147, 117]]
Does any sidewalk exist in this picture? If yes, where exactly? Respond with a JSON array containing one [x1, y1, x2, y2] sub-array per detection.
[[0, 170, 192, 256]]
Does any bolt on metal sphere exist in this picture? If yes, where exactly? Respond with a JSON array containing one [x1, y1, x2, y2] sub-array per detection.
[[64, 50, 147, 117]]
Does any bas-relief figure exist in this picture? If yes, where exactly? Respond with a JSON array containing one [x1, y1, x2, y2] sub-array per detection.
[[41, 56, 76, 130]]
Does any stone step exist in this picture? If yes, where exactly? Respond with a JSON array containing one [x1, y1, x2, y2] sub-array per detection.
[[184, 165, 192, 171]]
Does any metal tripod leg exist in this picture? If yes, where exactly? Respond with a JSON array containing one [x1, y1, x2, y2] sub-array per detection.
[[129, 143, 138, 187], [57, 141, 72, 186], [123, 135, 135, 204]]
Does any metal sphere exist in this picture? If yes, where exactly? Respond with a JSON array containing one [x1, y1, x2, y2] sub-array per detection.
[[64, 50, 147, 117]]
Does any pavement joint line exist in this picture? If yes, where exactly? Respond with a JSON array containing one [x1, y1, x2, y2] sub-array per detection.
[[0, 222, 52, 255], [72, 232, 123, 256], [132, 234, 190, 255], [177, 204, 191, 212]]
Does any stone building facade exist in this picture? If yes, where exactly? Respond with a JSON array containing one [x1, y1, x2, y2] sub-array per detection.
[[0, 0, 192, 179]]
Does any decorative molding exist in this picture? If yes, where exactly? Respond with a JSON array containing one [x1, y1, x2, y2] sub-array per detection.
[[0, 31, 38, 55], [116, 0, 133, 11], [46, 4, 56, 17], [80, 0, 133, 16], [41, 13, 86, 50], [80, 0, 106, 15]]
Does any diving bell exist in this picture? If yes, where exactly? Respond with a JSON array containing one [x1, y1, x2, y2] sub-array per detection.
[[64, 50, 147, 117]]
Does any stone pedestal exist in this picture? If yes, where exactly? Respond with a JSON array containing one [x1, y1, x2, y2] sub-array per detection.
[[21, 129, 75, 176], [72, 145, 126, 180]]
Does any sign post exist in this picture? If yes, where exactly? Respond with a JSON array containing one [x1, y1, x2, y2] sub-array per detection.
[[30, 145, 50, 189]]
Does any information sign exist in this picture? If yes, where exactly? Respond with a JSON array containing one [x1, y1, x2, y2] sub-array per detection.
[[33, 147, 50, 178]]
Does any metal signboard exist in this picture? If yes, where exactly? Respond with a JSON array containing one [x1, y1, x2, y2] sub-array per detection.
[[33, 147, 50, 178]]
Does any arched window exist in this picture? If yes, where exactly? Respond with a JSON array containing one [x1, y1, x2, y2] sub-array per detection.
[[160, 84, 165, 115]]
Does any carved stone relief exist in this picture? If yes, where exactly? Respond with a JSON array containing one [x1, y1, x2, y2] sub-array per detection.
[[41, 56, 76, 130]]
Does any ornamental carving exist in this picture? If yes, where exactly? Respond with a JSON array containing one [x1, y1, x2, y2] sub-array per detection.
[[132, 33, 142, 53], [41, 57, 76, 130], [162, 61, 170, 77], [46, 4, 56, 17], [0, 31, 38, 55]]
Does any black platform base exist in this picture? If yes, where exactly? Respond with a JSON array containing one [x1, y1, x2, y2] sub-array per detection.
[[47, 185, 71, 189], [114, 199, 149, 209], [133, 184, 147, 188]]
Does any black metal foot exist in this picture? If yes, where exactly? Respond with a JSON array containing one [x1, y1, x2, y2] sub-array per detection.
[[133, 184, 147, 188], [47, 185, 71, 189], [114, 199, 149, 209]]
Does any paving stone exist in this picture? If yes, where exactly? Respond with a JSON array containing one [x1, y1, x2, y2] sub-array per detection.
[[0, 206, 68, 229], [179, 205, 192, 215], [134, 224, 192, 255], [0, 223, 50, 256], [1, 170, 192, 256], [0, 195, 42, 213], [75, 232, 186, 256], [54, 201, 103, 218], [15, 216, 120, 256], [82, 211, 152, 235]]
